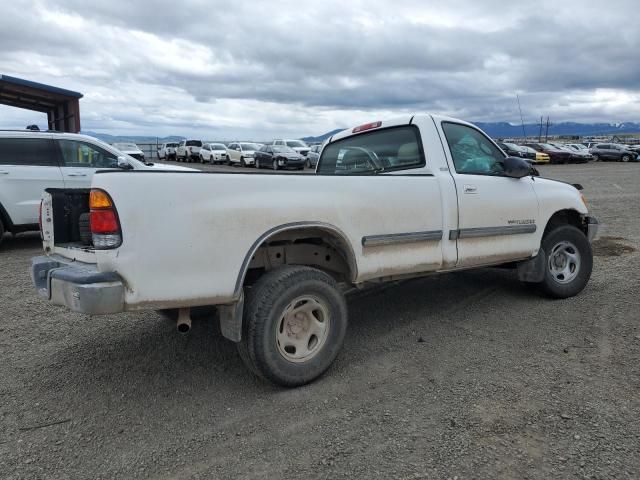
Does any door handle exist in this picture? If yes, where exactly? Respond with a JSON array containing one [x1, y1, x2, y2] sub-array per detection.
[[67, 172, 87, 177], [463, 184, 478, 194]]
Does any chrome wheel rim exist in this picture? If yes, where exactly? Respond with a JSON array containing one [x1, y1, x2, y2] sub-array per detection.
[[548, 241, 581, 284], [276, 295, 330, 363]]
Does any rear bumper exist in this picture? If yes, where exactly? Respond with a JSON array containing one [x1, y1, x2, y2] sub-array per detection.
[[31, 255, 125, 314]]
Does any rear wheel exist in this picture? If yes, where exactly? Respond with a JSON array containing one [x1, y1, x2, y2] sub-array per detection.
[[237, 266, 348, 387], [0, 218, 5, 248], [537, 225, 593, 299]]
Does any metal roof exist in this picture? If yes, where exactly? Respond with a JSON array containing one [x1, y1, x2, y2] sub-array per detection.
[[0, 74, 83, 132], [0, 74, 83, 99]]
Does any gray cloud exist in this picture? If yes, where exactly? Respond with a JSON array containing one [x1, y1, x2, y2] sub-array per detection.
[[0, 0, 638, 138]]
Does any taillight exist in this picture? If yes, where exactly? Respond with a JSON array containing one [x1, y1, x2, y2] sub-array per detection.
[[89, 189, 122, 249], [352, 121, 381, 133]]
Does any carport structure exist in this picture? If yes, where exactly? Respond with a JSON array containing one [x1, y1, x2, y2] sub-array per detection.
[[0, 74, 83, 133]]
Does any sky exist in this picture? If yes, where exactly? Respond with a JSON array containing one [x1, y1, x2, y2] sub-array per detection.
[[0, 0, 639, 139]]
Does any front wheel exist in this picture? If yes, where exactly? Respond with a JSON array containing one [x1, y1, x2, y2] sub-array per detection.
[[537, 225, 593, 299], [240, 157, 246, 168], [272, 159, 278, 170], [237, 266, 348, 387], [621, 154, 630, 162], [255, 158, 261, 169]]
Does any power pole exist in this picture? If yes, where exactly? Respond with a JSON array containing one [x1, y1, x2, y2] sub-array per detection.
[[516, 94, 526, 138], [538, 116, 543, 142], [544, 117, 551, 142]]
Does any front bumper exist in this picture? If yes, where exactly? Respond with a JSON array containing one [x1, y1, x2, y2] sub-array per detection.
[[31, 255, 125, 314], [585, 216, 599, 243]]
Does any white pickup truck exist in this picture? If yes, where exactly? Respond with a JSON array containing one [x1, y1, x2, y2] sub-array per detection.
[[31, 114, 598, 386]]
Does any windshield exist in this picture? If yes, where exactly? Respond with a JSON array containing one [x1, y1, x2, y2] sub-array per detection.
[[317, 126, 424, 175], [210, 143, 226, 150], [241, 143, 260, 151], [186, 140, 202, 147], [114, 143, 139, 151], [285, 140, 308, 148], [273, 146, 296, 153]]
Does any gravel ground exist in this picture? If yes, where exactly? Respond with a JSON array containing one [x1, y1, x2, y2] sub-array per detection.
[[1, 162, 639, 479]]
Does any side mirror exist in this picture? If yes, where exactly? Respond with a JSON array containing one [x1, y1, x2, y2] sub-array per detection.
[[502, 156, 531, 178], [117, 156, 133, 170]]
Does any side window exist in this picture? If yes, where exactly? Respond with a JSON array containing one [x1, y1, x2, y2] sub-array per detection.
[[317, 125, 425, 175], [57, 140, 119, 168], [441, 122, 505, 175], [0, 138, 58, 166]]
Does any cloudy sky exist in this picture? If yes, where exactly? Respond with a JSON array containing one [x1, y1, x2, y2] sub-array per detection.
[[1, 0, 638, 139]]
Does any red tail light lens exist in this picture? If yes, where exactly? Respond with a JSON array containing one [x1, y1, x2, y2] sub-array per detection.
[[90, 210, 119, 234], [89, 189, 122, 249]]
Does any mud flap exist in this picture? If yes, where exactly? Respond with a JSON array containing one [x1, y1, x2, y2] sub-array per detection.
[[517, 249, 546, 283], [218, 292, 244, 342]]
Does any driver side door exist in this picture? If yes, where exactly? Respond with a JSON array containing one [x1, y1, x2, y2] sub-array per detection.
[[439, 122, 540, 267]]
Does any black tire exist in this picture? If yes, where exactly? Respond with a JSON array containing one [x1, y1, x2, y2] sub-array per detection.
[[537, 225, 593, 299], [592, 154, 599, 162], [237, 266, 348, 387], [621, 154, 630, 163], [240, 157, 246, 168], [255, 158, 261, 169], [200, 155, 205, 164], [0, 218, 5, 248]]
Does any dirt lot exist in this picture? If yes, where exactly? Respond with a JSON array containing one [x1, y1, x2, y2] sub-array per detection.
[[1, 162, 639, 479]]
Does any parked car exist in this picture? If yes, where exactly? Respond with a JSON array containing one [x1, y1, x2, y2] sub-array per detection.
[[589, 144, 639, 162], [199, 143, 228, 164], [226, 142, 261, 167], [518, 145, 550, 164], [157, 142, 179, 161], [498, 142, 536, 162], [112, 143, 145, 162], [523, 143, 572, 164], [0, 131, 195, 247], [176, 140, 203, 162], [254, 145, 306, 170], [272, 139, 310, 156], [549, 143, 591, 163], [307, 144, 322, 168], [31, 114, 598, 386]]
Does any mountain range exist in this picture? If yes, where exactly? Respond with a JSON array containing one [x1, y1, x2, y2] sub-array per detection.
[[82, 121, 640, 145]]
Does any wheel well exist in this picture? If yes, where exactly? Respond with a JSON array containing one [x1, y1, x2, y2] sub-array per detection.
[[241, 227, 357, 289], [544, 209, 585, 237], [0, 201, 13, 232]]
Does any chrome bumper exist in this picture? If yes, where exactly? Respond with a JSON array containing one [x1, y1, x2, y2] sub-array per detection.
[[585, 216, 599, 243], [31, 255, 125, 314]]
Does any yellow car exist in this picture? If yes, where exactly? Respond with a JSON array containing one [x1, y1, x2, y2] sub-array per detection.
[[520, 145, 550, 164], [534, 151, 551, 164]]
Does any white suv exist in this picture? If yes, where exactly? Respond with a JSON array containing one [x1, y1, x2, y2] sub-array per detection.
[[226, 142, 261, 167], [157, 142, 179, 160], [199, 143, 228, 164], [0, 131, 194, 246], [272, 139, 310, 157]]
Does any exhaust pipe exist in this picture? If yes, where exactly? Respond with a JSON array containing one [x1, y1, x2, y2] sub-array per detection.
[[176, 308, 192, 334]]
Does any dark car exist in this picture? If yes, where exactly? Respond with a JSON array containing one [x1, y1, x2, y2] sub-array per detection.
[[589, 144, 638, 162], [498, 142, 536, 161], [549, 143, 591, 163], [523, 143, 572, 164], [254, 145, 306, 170], [307, 144, 322, 168]]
